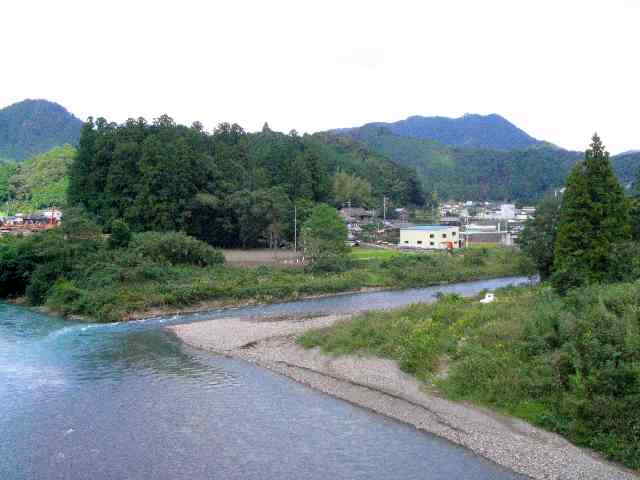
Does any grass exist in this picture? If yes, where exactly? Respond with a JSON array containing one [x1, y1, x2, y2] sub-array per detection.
[[298, 283, 640, 470], [466, 242, 500, 249], [348, 247, 404, 261]]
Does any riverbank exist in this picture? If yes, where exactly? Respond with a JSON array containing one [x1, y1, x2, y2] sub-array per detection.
[[169, 313, 638, 480], [1, 226, 530, 322]]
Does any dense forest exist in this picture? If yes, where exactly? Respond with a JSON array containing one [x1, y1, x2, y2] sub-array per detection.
[[0, 145, 74, 214], [333, 113, 544, 150], [0, 99, 83, 161], [66, 116, 426, 247], [335, 125, 639, 202]]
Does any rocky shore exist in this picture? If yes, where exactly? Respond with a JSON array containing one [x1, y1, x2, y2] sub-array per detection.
[[169, 314, 638, 480]]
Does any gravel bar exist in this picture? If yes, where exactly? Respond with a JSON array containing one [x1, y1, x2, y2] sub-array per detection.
[[169, 314, 639, 480]]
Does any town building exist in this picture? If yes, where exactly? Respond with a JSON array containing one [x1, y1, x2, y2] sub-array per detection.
[[399, 225, 461, 249]]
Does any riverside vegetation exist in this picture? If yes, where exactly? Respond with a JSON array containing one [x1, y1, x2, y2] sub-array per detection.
[[299, 284, 640, 469], [0, 114, 528, 321], [0, 207, 527, 322], [299, 135, 640, 471]]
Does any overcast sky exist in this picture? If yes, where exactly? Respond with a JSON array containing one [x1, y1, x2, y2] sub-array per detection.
[[2, 0, 638, 153]]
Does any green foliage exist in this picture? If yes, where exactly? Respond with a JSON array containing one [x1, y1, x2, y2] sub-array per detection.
[[334, 125, 640, 202], [335, 125, 581, 202], [129, 231, 225, 267], [302, 204, 350, 272], [108, 219, 132, 249], [0, 234, 40, 297], [333, 172, 373, 207], [299, 283, 640, 469], [518, 194, 562, 280], [0, 162, 17, 203], [0, 224, 527, 322], [0, 145, 75, 213], [630, 196, 640, 241], [0, 99, 82, 161], [310, 132, 428, 207], [552, 135, 631, 293], [0, 221, 102, 302], [66, 116, 426, 248]]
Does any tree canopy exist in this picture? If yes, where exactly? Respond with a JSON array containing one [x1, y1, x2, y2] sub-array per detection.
[[67, 116, 426, 247], [552, 134, 631, 292], [0, 144, 75, 213]]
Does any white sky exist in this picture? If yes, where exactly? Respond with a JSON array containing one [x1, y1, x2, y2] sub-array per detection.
[[2, 0, 638, 153]]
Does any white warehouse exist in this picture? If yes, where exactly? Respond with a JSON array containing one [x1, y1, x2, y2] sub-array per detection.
[[399, 225, 462, 250]]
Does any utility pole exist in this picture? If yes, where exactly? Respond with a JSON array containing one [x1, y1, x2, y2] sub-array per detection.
[[294, 204, 297, 252], [383, 196, 387, 223]]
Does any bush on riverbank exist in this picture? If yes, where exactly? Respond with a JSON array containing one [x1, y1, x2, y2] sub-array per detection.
[[0, 225, 528, 322], [298, 283, 640, 470]]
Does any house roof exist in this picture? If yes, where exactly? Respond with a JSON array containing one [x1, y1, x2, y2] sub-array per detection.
[[401, 225, 457, 231]]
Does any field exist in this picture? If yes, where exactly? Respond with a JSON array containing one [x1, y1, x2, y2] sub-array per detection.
[[223, 249, 302, 267], [348, 247, 404, 261]]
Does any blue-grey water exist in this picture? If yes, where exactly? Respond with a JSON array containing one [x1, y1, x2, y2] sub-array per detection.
[[0, 277, 532, 480]]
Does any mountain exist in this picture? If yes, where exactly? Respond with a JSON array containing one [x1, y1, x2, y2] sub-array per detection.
[[331, 124, 640, 202], [334, 113, 543, 151], [617, 149, 640, 157], [0, 99, 83, 161], [612, 152, 640, 189]]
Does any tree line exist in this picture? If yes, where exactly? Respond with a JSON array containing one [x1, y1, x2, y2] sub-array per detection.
[[67, 116, 427, 248], [520, 134, 639, 292]]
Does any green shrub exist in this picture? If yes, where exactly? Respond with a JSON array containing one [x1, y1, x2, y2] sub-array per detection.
[[299, 283, 640, 469], [0, 235, 38, 297], [462, 249, 486, 267], [108, 219, 132, 249], [130, 231, 225, 266], [46, 279, 86, 315], [306, 253, 353, 273], [26, 262, 66, 305]]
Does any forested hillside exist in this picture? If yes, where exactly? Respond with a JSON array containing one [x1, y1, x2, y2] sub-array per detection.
[[611, 152, 640, 189], [67, 116, 426, 247], [334, 113, 543, 150], [0, 99, 83, 161], [0, 145, 75, 214], [333, 125, 638, 201]]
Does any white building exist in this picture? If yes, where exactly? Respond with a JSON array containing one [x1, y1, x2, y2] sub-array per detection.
[[399, 225, 461, 249], [499, 204, 516, 219]]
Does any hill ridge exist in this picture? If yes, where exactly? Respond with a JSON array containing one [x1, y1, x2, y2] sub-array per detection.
[[333, 113, 543, 151], [0, 99, 83, 161]]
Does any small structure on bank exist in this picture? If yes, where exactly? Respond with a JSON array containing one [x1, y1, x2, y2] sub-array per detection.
[[399, 225, 461, 250], [480, 293, 495, 304]]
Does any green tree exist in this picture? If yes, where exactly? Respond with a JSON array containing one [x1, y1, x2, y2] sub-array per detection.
[[552, 134, 631, 292], [518, 194, 561, 280], [108, 219, 132, 249], [333, 172, 373, 207], [302, 204, 349, 272], [629, 166, 640, 241]]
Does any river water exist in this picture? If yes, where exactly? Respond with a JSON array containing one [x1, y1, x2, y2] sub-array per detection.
[[1, 277, 532, 480]]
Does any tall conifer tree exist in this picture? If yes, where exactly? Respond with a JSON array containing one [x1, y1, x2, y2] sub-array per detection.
[[552, 134, 630, 292]]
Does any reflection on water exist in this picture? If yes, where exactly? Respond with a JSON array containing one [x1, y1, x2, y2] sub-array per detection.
[[0, 278, 530, 480]]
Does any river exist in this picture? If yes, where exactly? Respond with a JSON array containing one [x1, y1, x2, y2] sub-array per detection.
[[0, 277, 532, 480]]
